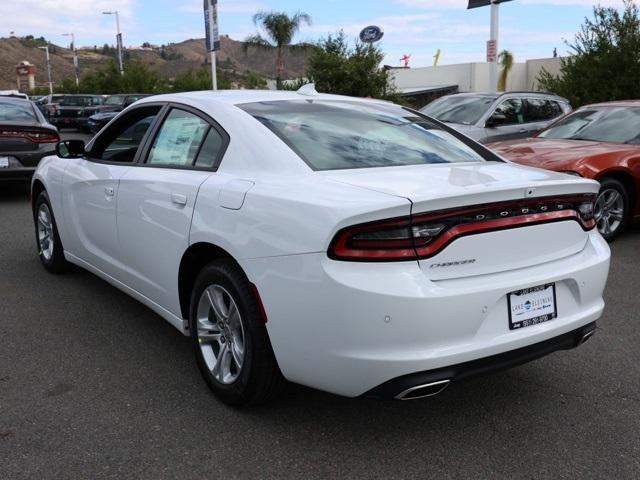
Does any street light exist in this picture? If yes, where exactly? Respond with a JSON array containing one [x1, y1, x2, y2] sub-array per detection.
[[62, 33, 79, 86], [37, 45, 53, 95], [102, 10, 124, 75]]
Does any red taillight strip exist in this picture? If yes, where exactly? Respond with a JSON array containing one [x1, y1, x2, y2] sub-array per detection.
[[329, 194, 596, 262], [0, 129, 59, 143]]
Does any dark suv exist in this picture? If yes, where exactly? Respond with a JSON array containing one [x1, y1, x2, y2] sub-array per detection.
[[49, 95, 104, 131], [87, 94, 151, 133]]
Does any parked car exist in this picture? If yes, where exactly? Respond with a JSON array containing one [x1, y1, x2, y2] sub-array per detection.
[[87, 95, 151, 133], [421, 92, 572, 143], [48, 94, 104, 131], [32, 89, 609, 405], [0, 90, 29, 100], [0, 97, 59, 181], [488, 100, 640, 241]]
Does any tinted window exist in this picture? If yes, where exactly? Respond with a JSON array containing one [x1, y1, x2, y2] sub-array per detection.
[[0, 101, 36, 121], [147, 109, 209, 167], [95, 109, 159, 163], [491, 98, 524, 125], [421, 95, 495, 125], [195, 128, 224, 168], [524, 98, 558, 122], [539, 106, 640, 144], [105, 95, 126, 106], [241, 100, 487, 171]]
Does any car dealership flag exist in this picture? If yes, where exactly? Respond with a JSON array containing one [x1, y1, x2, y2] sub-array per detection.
[[204, 0, 220, 52]]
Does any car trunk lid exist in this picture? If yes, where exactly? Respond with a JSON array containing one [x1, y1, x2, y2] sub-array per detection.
[[321, 162, 599, 279]]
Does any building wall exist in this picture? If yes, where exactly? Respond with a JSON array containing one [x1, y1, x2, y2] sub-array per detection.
[[392, 57, 565, 93]]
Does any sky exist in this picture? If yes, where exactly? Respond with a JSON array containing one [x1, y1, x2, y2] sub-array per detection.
[[1, 0, 629, 67]]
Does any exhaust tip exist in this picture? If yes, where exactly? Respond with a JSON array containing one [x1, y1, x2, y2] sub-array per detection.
[[395, 379, 451, 400], [579, 329, 595, 345]]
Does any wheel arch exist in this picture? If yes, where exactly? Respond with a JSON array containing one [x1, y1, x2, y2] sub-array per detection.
[[594, 169, 637, 210], [178, 242, 243, 320], [31, 178, 46, 212]]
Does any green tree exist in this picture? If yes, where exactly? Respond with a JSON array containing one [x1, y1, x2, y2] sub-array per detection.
[[538, 0, 640, 106], [306, 32, 394, 99], [244, 11, 311, 88], [244, 71, 267, 89], [172, 68, 231, 92], [497, 50, 514, 92]]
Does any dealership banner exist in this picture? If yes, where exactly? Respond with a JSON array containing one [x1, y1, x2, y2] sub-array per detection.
[[204, 0, 220, 52]]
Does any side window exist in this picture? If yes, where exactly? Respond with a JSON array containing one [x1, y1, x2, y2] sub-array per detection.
[[491, 98, 524, 125], [90, 106, 161, 163], [147, 109, 210, 167], [524, 98, 557, 122], [194, 128, 224, 168]]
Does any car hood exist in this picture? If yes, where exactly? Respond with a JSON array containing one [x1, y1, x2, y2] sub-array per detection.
[[488, 137, 638, 170], [440, 123, 482, 139], [319, 161, 599, 212]]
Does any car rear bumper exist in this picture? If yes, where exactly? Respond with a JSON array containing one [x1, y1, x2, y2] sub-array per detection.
[[0, 147, 54, 180], [364, 321, 596, 399], [242, 230, 610, 398]]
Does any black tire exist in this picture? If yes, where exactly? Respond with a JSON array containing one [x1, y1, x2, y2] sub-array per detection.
[[189, 260, 285, 406], [595, 177, 630, 242], [34, 191, 71, 273]]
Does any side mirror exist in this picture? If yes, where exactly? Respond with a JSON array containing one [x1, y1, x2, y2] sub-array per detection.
[[56, 139, 86, 159], [486, 113, 507, 128]]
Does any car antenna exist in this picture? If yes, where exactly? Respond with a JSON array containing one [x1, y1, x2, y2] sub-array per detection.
[[297, 83, 319, 96]]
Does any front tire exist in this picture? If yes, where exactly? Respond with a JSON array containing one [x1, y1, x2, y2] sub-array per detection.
[[189, 260, 285, 406], [595, 177, 630, 242], [34, 191, 71, 273]]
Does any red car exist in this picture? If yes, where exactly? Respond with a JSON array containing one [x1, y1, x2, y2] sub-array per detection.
[[489, 101, 640, 240]]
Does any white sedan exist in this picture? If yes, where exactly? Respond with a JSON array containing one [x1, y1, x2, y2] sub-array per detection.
[[31, 88, 610, 405]]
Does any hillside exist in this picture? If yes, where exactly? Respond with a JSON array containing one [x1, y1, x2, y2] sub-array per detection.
[[0, 35, 311, 90]]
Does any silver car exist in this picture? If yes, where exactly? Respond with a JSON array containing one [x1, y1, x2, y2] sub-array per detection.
[[421, 92, 572, 144]]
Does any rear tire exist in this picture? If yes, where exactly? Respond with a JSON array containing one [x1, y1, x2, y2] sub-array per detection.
[[595, 177, 630, 242], [34, 191, 71, 273], [189, 260, 285, 406]]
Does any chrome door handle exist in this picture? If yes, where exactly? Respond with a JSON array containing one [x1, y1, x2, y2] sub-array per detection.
[[518, 128, 527, 133], [171, 193, 187, 206], [104, 186, 115, 197]]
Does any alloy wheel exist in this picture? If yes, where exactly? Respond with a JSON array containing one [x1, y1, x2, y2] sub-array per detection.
[[196, 284, 246, 384], [594, 188, 625, 237], [37, 203, 54, 261]]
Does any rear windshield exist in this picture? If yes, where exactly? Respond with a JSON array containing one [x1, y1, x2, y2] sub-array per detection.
[[105, 95, 126, 105], [0, 101, 36, 122], [240, 100, 487, 170], [539, 106, 640, 144], [421, 95, 495, 125]]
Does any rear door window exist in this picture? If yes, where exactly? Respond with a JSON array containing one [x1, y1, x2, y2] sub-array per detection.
[[524, 98, 557, 122], [147, 109, 210, 167]]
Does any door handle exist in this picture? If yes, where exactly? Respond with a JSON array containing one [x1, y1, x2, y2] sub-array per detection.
[[518, 128, 527, 133], [171, 193, 187, 206], [104, 186, 115, 197]]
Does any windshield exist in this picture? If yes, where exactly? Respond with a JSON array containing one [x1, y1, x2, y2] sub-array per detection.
[[0, 101, 36, 121], [421, 95, 495, 125], [539, 106, 640, 144], [240, 100, 488, 170], [105, 95, 126, 105]]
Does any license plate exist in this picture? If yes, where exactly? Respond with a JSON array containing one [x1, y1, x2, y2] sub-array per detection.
[[0, 156, 8, 168], [508, 283, 557, 330]]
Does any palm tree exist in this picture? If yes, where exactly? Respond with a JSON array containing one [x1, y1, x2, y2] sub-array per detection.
[[244, 11, 312, 88], [497, 50, 514, 92]]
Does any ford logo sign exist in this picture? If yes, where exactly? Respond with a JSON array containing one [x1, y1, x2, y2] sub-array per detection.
[[359, 25, 384, 43]]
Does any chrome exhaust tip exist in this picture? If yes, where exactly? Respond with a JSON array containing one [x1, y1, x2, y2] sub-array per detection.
[[395, 379, 451, 400], [579, 329, 595, 345]]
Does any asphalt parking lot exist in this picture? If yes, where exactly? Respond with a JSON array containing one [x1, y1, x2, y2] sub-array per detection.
[[1, 133, 639, 479]]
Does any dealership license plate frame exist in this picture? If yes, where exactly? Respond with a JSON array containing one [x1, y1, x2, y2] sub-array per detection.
[[0, 156, 9, 168], [507, 283, 557, 330]]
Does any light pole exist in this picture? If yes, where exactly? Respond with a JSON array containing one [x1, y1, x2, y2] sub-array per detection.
[[103, 10, 124, 75], [488, 1, 499, 93], [62, 33, 79, 86], [38, 45, 53, 94]]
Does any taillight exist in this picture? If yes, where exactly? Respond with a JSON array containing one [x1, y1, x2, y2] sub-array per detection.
[[0, 129, 59, 143], [329, 194, 596, 262]]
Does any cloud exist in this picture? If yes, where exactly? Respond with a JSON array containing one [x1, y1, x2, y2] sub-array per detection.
[[178, 1, 268, 15], [0, 0, 135, 46]]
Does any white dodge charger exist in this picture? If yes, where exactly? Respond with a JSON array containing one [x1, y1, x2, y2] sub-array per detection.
[[31, 88, 610, 405]]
